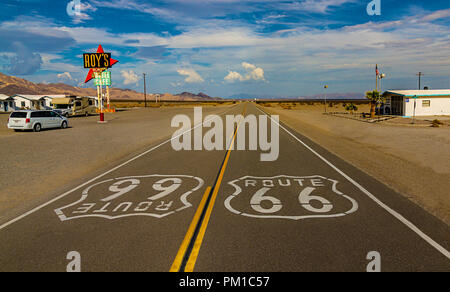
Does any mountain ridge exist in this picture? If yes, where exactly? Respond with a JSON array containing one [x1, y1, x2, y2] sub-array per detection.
[[0, 72, 217, 101]]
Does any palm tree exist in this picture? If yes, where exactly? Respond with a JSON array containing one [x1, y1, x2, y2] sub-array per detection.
[[365, 90, 380, 118]]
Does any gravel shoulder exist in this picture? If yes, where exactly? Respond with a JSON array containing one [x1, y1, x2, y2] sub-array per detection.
[[261, 104, 450, 225]]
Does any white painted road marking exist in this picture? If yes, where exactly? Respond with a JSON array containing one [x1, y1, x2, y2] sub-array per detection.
[[257, 106, 450, 260], [54, 175, 204, 221], [0, 105, 238, 231], [225, 175, 358, 220]]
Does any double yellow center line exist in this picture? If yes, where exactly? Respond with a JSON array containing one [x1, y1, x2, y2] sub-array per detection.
[[170, 105, 246, 272]]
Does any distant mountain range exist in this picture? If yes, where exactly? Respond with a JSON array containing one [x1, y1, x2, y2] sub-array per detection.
[[228, 92, 365, 100], [0, 72, 218, 101], [0, 72, 365, 101]]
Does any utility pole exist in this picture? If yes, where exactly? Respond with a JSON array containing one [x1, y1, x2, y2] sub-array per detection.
[[143, 73, 147, 108], [416, 72, 424, 90], [324, 85, 328, 113]]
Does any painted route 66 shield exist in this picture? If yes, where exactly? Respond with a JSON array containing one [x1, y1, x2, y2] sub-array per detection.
[[55, 175, 204, 221], [224, 175, 358, 220]]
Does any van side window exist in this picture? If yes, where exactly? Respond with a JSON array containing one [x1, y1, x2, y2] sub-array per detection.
[[31, 112, 45, 118], [75, 101, 81, 107]]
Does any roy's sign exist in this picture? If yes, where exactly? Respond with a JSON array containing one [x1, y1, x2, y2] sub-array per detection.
[[83, 53, 112, 69]]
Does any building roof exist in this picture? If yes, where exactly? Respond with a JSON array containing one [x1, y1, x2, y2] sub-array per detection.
[[12, 95, 47, 100], [385, 90, 450, 97], [0, 94, 13, 101]]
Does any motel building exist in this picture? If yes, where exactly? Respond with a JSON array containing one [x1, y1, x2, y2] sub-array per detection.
[[0, 94, 16, 112], [383, 90, 450, 117], [11, 95, 66, 110]]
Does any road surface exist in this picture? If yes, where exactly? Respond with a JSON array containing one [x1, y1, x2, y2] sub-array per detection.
[[0, 103, 449, 272]]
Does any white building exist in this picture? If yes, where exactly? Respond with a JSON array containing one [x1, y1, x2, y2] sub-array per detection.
[[11, 95, 66, 110], [12, 95, 46, 110], [383, 90, 450, 117], [0, 94, 16, 112]]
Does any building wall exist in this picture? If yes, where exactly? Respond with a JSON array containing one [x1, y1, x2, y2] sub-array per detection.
[[404, 97, 450, 116], [13, 97, 44, 110], [13, 96, 32, 109]]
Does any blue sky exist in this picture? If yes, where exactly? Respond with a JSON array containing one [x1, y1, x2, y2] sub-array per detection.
[[1, 0, 450, 98]]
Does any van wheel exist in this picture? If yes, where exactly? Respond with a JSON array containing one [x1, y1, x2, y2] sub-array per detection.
[[85, 112, 89, 117], [33, 123, 41, 132], [61, 121, 68, 129]]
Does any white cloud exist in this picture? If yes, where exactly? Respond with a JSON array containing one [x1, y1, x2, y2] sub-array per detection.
[[224, 62, 266, 82], [57, 72, 73, 79], [242, 62, 257, 70], [177, 69, 204, 83], [224, 71, 245, 82], [121, 70, 140, 85]]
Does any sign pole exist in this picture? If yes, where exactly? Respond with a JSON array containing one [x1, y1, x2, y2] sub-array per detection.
[[100, 85, 105, 122], [106, 85, 110, 110]]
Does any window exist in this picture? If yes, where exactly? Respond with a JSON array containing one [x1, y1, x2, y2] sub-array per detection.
[[10, 112, 27, 118], [89, 100, 93, 106], [422, 100, 431, 107], [31, 112, 45, 118], [21, 101, 26, 107], [75, 101, 81, 107]]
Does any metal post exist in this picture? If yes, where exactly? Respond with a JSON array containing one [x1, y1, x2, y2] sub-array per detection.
[[324, 85, 328, 113], [412, 95, 417, 124], [99, 85, 104, 122], [106, 85, 110, 110], [143, 73, 147, 108]]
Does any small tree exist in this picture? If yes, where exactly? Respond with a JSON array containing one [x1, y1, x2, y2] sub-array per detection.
[[365, 90, 380, 118], [343, 103, 358, 114]]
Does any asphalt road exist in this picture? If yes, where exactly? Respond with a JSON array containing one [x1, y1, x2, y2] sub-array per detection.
[[0, 102, 449, 272]]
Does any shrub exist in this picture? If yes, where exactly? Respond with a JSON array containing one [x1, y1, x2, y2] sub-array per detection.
[[431, 119, 444, 127]]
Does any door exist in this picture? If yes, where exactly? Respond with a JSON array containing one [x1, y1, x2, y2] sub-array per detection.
[[49, 111, 60, 128], [43, 111, 55, 128], [391, 96, 404, 116], [4, 102, 8, 112]]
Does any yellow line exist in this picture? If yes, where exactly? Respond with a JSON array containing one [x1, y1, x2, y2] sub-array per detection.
[[184, 117, 242, 272], [170, 103, 245, 272], [169, 186, 212, 272]]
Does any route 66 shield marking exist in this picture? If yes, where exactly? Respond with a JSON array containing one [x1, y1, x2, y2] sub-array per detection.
[[224, 175, 358, 220], [54, 175, 204, 221]]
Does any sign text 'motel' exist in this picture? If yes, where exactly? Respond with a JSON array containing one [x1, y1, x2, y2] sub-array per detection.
[[83, 53, 112, 69]]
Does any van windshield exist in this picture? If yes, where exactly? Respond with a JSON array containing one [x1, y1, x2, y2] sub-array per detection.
[[10, 112, 27, 118], [54, 104, 70, 109]]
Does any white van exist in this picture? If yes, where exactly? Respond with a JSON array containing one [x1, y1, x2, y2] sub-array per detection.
[[7, 110, 69, 132]]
